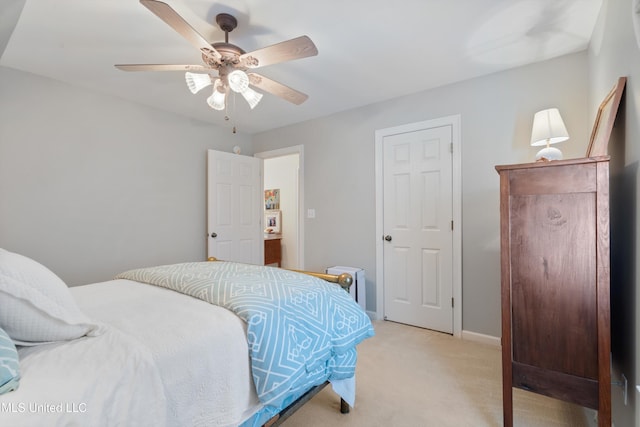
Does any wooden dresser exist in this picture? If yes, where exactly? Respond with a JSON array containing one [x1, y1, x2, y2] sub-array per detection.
[[495, 157, 611, 427], [264, 234, 282, 267]]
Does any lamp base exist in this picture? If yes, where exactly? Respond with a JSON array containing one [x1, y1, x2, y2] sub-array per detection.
[[535, 146, 563, 161]]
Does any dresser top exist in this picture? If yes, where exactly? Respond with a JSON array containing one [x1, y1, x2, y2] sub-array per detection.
[[495, 155, 610, 173]]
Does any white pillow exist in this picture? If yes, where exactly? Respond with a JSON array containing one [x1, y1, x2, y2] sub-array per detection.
[[0, 248, 101, 345]]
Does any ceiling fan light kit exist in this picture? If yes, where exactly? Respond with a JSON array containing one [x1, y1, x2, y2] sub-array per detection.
[[115, 0, 318, 123], [207, 79, 227, 111], [185, 72, 213, 94], [228, 70, 250, 93], [241, 87, 263, 110]]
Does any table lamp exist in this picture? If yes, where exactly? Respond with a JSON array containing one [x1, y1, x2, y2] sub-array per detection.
[[530, 108, 569, 161]]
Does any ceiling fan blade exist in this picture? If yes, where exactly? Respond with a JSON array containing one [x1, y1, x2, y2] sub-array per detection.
[[140, 0, 221, 62], [248, 73, 309, 105], [115, 64, 211, 72], [240, 36, 318, 69]]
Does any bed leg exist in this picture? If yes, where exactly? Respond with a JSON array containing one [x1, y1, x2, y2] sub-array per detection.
[[340, 398, 350, 414]]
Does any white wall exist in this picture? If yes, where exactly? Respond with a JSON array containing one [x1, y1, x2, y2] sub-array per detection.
[[252, 52, 590, 337], [587, 1, 640, 425], [0, 66, 252, 285], [264, 154, 299, 268]]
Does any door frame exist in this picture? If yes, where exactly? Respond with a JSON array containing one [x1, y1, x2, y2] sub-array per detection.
[[375, 115, 462, 337], [254, 145, 305, 270]]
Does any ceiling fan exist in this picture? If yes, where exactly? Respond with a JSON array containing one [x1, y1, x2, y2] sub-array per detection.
[[115, 0, 318, 112]]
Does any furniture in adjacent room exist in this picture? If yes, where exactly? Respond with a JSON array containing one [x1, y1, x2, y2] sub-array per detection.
[[495, 156, 611, 427], [264, 234, 282, 267]]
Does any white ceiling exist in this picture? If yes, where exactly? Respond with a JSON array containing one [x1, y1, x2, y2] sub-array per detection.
[[1, 0, 602, 134]]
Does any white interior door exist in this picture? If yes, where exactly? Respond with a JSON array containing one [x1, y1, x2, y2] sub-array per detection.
[[382, 124, 454, 333], [207, 150, 263, 265]]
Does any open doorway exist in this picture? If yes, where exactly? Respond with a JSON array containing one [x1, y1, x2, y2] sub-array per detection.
[[255, 145, 304, 270]]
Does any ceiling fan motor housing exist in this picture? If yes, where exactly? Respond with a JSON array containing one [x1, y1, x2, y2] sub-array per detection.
[[207, 43, 244, 64]]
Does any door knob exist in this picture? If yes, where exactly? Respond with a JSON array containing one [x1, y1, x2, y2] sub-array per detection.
[[384, 235, 392, 242], [210, 232, 217, 238]]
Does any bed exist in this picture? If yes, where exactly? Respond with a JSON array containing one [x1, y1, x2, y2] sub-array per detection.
[[0, 248, 374, 426]]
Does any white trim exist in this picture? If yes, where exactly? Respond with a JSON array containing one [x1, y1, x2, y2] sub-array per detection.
[[375, 115, 463, 337], [254, 145, 305, 269], [461, 330, 501, 347]]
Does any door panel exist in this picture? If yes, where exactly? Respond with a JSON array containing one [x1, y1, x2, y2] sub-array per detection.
[[390, 246, 410, 302], [421, 249, 440, 306], [421, 171, 439, 227], [383, 125, 453, 333]]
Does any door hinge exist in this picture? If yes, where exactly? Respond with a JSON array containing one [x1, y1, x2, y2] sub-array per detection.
[[451, 220, 454, 231], [450, 143, 453, 153], [451, 297, 454, 308]]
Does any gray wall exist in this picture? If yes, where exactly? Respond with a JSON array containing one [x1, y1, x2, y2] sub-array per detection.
[[0, 66, 252, 286], [0, 0, 25, 58], [588, 0, 640, 424], [252, 52, 590, 337]]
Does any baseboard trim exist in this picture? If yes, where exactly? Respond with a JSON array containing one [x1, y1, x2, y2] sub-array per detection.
[[461, 330, 501, 347]]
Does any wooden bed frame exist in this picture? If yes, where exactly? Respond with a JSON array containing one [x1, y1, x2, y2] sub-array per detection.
[[207, 257, 353, 425]]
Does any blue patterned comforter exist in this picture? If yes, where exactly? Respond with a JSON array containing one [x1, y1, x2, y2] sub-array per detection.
[[116, 261, 374, 415]]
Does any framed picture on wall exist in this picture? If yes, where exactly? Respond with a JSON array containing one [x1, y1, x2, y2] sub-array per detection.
[[265, 189, 280, 210], [264, 210, 281, 234], [586, 77, 626, 157]]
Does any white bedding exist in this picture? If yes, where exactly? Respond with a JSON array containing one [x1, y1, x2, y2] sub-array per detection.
[[71, 279, 263, 426], [1, 322, 167, 427], [2, 279, 263, 427]]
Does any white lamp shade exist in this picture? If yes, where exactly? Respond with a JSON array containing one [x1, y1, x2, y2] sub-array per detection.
[[228, 70, 249, 93], [530, 108, 569, 147], [185, 72, 213, 94], [206, 79, 226, 110], [241, 87, 263, 109]]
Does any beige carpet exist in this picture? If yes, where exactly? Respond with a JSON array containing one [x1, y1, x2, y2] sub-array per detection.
[[283, 320, 590, 427]]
